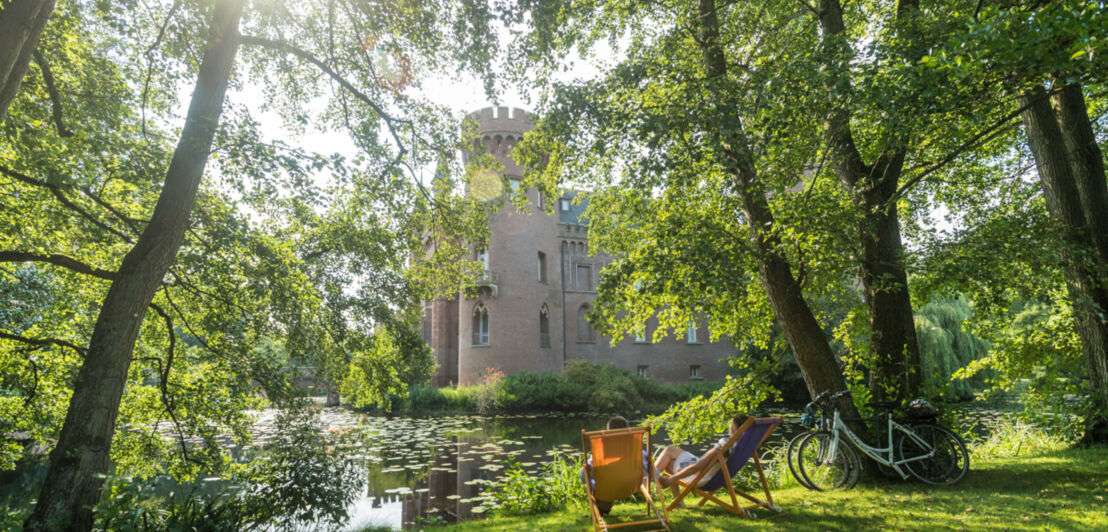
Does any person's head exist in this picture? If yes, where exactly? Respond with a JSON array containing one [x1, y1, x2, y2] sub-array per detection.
[[607, 416, 629, 430], [728, 413, 749, 436]]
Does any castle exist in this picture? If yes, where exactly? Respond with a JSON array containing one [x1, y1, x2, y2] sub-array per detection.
[[423, 107, 734, 386]]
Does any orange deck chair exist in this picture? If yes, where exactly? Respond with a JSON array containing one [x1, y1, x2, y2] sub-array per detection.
[[581, 425, 669, 532], [663, 416, 784, 519]]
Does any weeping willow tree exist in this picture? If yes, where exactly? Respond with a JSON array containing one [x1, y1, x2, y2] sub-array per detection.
[[914, 296, 991, 400]]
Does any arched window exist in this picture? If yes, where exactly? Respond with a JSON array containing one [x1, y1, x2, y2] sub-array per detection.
[[472, 303, 489, 345], [577, 304, 594, 342], [539, 304, 550, 347]]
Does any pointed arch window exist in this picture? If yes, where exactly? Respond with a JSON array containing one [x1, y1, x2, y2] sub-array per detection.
[[472, 303, 489, 345], [539, 304, 551, 347]]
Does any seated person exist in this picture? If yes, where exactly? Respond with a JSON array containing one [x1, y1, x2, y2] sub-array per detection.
[[654, 413, 748, 497], [580, 415, 650, 515]]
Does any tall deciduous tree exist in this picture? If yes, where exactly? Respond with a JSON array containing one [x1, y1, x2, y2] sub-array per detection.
[[813, 0, 924, 402], [508, 0, 862, 430], [23, 0, 246, 528], [1019, 83, 1108, 443]]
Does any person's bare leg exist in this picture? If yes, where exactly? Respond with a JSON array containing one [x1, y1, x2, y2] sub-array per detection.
[[654, 445, 687, 499]]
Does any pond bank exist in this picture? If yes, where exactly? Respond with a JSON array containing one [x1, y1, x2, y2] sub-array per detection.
[[434, 445, 1108, 531]]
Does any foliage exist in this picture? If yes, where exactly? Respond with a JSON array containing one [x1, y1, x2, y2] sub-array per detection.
[[87, 406, 362, 531], [647, 361, 780, 445], [955, 301, 1089, 440], [247, 407, 363, 528], [476, 367, 505, 415], [966, 415, 1074, 461], [913, 296, 991, 401], [482, 452, 585, 516], [364, 362, 723, 415]]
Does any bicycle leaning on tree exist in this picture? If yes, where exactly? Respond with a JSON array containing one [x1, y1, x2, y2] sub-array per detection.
[[789, 390, 970, 490]]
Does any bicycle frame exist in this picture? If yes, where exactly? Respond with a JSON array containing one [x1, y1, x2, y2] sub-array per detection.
[[825, 409, 936, 479]]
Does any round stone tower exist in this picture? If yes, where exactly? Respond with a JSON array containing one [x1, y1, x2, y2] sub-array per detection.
[[452, 107, 565, 385]]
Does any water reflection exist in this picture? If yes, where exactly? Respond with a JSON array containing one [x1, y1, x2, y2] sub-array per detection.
[[331, 413, 610, 530]]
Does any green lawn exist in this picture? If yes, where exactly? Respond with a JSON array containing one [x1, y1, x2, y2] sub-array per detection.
[[434, 446, 1107, 531]]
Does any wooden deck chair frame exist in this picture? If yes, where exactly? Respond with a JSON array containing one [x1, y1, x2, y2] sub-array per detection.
[[581, 425, 670, 532], [663, 416, 784, 519]]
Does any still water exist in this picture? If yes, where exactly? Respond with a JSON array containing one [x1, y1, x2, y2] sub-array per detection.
[[302, 408, 801, 531]]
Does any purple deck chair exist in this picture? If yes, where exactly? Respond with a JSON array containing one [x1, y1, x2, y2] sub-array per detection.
[[664, 416, 783, 518]]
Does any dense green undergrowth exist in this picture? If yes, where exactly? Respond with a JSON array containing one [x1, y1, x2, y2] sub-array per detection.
[[441, 444, 1108, 531], [370, 361, 723, 414]]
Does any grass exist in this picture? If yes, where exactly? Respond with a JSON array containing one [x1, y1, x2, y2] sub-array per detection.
[[435, 445, 1108, 531]]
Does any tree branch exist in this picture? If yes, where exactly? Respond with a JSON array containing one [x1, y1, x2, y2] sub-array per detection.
[[0, 250, 117, 280], [894, 104, 1029, 198], [32, 49, 73, 138], [238, 34, 422, 194], [0, 164, 135, 243], [149, 301, 202, 467], [0, 331, 87, 357]]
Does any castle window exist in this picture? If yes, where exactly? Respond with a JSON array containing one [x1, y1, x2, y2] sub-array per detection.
[[576, 264, 592, 290], [537, 251, 547, 282], [537, 190, 545, 210], [509, 178, 521, 192], [634, 325, 648, 344], [476, 248, 489, 270], [560, 198, 570, 211], [690, 365, 701, 379], [472, 304, 489, 346], [637, 365, 649, 379], [577, 304, 594, 342], [686, 321, 698, 344], [539, 305, 550, 347]]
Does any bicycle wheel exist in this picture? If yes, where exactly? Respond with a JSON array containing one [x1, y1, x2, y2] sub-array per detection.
[[897, 423, 969, 486], [796, 431, 860, 491], [787, 432, 816, 489]]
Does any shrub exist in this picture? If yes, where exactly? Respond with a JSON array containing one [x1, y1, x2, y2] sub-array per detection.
[[967, 415, 1072, 461], [483, 452, 585, 515], [90, 406, 363, 531]]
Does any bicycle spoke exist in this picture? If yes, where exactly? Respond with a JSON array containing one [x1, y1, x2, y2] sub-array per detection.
[[796, 431, 859, 491], [897, 424, 970, 486]]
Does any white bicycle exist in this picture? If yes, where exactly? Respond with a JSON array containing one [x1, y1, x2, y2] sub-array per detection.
[[794, 390, 969, 490]]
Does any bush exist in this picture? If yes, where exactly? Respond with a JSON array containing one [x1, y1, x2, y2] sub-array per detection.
[[371, 362, 724, 415], [483, 452, 585, 516], [90, 406, 363, 531], [966, 415, 1073, 461]]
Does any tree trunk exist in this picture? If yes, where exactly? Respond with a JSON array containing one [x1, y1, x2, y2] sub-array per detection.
[[0, 0, 56, 124], [695, 0, 859, 421], [23, 1, 244, 530], [816, 0, 922, 403], [1020, 85, 1108, 444], [856, 168, 923, 402], [1052, 83, 1108, 272]]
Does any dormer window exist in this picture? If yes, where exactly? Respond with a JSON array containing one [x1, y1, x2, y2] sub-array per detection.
[[560, 198, 570, 211]]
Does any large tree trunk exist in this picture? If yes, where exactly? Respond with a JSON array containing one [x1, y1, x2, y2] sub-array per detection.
[[0, 0, 56, 124], [1020, 85, 1108, 444], [23, 1, 244, 529], [816, 0, 922, 403], [855, 169, 923, 402], [695, 0, 859, 421]]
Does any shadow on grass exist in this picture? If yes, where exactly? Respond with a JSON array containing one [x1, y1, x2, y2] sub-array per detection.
[[456, 446, 1107, 531]]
